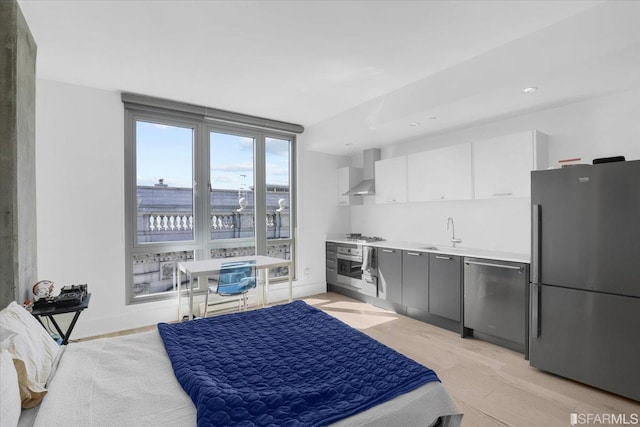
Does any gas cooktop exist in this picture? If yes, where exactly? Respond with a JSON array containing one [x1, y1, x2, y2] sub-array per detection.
[[345, 234, 385, 243]]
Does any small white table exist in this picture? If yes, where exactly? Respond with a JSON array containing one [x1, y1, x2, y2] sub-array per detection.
[[177, 255, 293, 320]]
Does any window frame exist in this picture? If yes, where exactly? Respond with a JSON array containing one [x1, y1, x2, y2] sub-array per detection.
[[124, 99, 298, 304]]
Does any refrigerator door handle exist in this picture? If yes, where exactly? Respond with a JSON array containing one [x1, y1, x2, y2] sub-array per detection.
[[531, 204, 541, 284], [532, 283, 541, 338]]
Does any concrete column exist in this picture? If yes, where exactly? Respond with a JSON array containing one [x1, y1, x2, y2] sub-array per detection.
[[0, 0, 37, 308]]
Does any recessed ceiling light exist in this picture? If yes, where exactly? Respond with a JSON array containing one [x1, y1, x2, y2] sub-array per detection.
[[523, 87, 538, 94], [410, 122, 421, 127]]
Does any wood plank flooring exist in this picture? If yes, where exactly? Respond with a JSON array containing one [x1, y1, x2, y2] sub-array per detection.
[[83, 292, 639, 426]]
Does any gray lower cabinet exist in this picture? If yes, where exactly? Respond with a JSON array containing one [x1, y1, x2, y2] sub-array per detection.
[[326, 242, 337, 285], [327, 239, 530, 355], [429, 254, 461, 321], [378, 248, 402, 304], [402, 250, 429, 311]]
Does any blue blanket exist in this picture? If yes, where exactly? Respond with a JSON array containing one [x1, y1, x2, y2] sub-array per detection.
[[158, 301, 439, 427]]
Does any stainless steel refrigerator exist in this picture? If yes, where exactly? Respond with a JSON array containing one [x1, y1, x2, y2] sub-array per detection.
[[530, 160, 640, 401]]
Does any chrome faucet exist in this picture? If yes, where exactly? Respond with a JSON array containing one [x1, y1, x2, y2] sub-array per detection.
[[447, 217, 462, 248]]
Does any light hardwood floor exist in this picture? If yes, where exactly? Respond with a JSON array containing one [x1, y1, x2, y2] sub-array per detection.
[[84, 292, 639, 426]]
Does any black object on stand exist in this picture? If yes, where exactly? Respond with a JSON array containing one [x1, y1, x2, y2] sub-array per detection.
[[31, 293, 91, 345]]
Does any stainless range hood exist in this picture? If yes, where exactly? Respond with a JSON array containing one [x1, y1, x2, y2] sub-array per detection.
[[343, 148, 381, 196]]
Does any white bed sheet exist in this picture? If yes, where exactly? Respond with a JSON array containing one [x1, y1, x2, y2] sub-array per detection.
[[33, 331, 195, 427], [30, 330, 462, 427]]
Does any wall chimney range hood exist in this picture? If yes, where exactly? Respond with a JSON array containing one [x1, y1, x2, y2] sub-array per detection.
[[343, 148, 381, 196]]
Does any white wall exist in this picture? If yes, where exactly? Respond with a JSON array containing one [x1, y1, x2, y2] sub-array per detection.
[[296, 146, 352, 284], [35, 79, 347, 338], [349, 88, 640, 255], [34, 81, 640, 336]]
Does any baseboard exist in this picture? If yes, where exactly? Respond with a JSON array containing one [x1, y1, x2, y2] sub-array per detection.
[[70, 281, 328, 339], [264, 280, 326, 303]]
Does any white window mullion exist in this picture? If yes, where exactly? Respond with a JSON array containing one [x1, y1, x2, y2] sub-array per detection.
[[195, 121, 209, 261], [254, 133, 267, 255]]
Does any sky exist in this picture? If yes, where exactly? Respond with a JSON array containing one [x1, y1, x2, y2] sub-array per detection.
[[136, 121, 290, 190]]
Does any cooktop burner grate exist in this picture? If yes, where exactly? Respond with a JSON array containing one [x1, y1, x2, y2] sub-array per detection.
[[345, 235, 385, 243]]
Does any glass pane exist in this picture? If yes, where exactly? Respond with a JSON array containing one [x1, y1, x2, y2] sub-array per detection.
[[267, 243, 291, 281], [210, 132, 255, 241], [209, 244, 290, 282], [265, 137, 291, 240], [132, 250, 193, 297], [136, 121, 194, 243], [209, 245, 256, 259]]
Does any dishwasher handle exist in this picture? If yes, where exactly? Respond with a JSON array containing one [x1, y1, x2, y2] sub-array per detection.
[[464, 260, 523, 272]]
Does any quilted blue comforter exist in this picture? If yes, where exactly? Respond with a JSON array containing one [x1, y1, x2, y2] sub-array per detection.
[[158, 301, 439, 427]]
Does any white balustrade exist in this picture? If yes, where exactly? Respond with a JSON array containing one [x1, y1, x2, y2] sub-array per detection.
[[146, 214, 194, 231], [266, 214, 275, 228], [211, 215, 235, 230], [145, 212, 287, 232]]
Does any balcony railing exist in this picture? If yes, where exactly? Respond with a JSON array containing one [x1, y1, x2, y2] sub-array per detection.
[[137, 211, 289, 242], [148, 214, 193, 231]]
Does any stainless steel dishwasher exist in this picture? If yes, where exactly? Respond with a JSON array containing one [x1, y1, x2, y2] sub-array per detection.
[[462, 257, 529, 355]]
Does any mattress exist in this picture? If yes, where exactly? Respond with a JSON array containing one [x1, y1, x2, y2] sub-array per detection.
[[30, 326, 462, 426]]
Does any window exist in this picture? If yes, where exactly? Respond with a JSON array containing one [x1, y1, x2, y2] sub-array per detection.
[[124, 95, 300, 303], [209, 131, 255, 243], [136, 121, 194, 244], [265, 137, 293, 280]]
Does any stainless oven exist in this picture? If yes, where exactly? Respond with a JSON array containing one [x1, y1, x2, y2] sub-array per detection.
[[337, 246, 363, 279], [336, 244, 377, 297]]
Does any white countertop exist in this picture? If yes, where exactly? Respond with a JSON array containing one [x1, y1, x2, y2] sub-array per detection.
[[326, 236, 529, 264]]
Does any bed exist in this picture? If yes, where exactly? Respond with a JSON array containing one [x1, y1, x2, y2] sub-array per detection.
[[1, 300, 463, 427]]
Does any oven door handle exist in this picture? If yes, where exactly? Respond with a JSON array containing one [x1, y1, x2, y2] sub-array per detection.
[[337, 254, 362, 262]]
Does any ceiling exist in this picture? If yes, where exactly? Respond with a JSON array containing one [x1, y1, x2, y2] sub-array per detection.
[[18, 0, 640, 155]]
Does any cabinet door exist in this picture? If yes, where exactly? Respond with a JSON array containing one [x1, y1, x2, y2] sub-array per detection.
[[375, 156, 407, 204], [402, 251, 429, 311], [326, 242, 338, 285], [429, 254, 461, 321], [473, 130, 548, 199], [407, 143, 472, 202], [378, 248, 402, 304]]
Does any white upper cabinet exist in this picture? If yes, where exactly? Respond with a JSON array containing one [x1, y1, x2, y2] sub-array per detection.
[[337, 166, 363, 205], [473, 130, 548, 199], [375, 156, 407, 204], [407, 143, 473, 202]]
